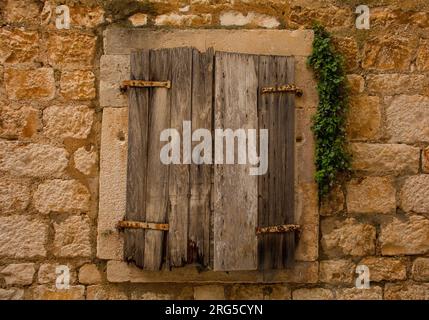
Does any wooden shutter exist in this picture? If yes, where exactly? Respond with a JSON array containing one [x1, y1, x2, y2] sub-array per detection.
[[213, 52, 295, 271], [124, 48, 295, 271], [125, 48, 213, 270]]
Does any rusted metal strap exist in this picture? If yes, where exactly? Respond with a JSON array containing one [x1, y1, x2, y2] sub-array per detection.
[[120, 80, 171, 92], [117, 220, 169, 231], [261, 84, 303, 97], [256, 224, 300, 235]]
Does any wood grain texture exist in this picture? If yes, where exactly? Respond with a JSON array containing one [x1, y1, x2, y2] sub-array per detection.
[[189, 48, 214, 267], [167, 47, 193, 267], [257, 55, 295, 270], [125, 50, 150, 268], [143, 49, 172, 270], [214, 51, 259, 271]]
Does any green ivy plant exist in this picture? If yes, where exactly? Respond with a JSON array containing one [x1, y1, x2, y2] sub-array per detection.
[[307, 24, 350, 198]]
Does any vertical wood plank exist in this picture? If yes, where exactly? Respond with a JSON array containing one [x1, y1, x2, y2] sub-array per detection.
[[167, 47, 193, 267], [214, 52, 259, 271], [143, 49, 171, 270], [257, 55, 295, 270], [257, 55, 276, 271], [125, 50, 149, 268], [284, 56, 296, 266], [189, 48, 214, 267]]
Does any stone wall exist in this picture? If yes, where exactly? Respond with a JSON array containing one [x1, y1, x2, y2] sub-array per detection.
[[0, 0, 429, 300]]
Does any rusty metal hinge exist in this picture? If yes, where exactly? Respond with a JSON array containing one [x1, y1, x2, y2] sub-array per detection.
[[120, 80, 171, 93], [261, 84, 303, 97], [256, 224, 300, 235], [117, 220, 169, 231]]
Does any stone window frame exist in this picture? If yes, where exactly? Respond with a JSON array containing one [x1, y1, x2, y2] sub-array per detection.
[[97, 28, 319, 283]]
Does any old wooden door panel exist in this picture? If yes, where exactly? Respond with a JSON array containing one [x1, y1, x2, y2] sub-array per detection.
[[142, 49, 172, 270], [167, 47, 193, 267], [214, 52, 259, 271], [124, 50, 150, 266], [126, 47, 296, 272], [189, 48, 214, 266], [258, 55, 295, 270], [125, 47, 214, 270]]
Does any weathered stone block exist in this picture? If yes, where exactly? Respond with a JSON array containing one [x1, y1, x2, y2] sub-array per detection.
[[79, 264, 102, 285], [386, 95, 429, 143], [43, 105, 93, 140], [0, 263, 35, 285], [367, 74, 425, 95], [97, 108, 128, 260], [219, 11, 279, 28], [400, 175, 429, 214], [0, 141, 68, 178], [155, 13, 212, 27], [73, 146, 97, 175], [289, 5, 353, 28], [53, 216, 91, 258], [333, 37, 358, 70], [0, 104, 41, 139], [128, 13, 148, 27], [295, 224, 318, 261], [335, 287, 383, 300], [347, 95, 381, 140], [347, 75, 364, 94], [417, 39, 429, 71], [424, 147, 429, 173], [99, 55, 130, 107], [346, 177, 396, 214], [359, 257, 406, 281], [363, 36, 415, 71], [0, 28, 39, 64], [86, 285, 128, 300], [321, 218, 376, 257], [106, 260, 318, 284], [0, 216, 47, 258], [60, 70, 96, 100], [380, 215, 429, 255], [319, 260, 355, 285], [384, 283, 429, 300], [131, 287, 193, 300], [0, 178, 30, 214], [320, 185, 344, 216], [351, 143, 419, 175], [38, 263, 76, 285], [0, 288, 24, 300], [292, 288, 334, 300], [194, 285, 225, 300], [4, 0, 40, 23], [412, 258, 429, 281], [229, 285, 263, 300], [31, 285, 85, 300], [69, 5, 105, 28], [47, 32, 96, 68], [4, 68, 55, 100], [34, 179, 90, 214]]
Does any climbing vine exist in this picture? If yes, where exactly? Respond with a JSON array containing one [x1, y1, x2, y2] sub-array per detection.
[[307, 24, 350, 198]]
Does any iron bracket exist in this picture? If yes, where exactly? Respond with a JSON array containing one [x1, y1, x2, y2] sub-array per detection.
[[120, 80, 171, 93], [261, 84, 303, 97], [117, 220, 169, 231]]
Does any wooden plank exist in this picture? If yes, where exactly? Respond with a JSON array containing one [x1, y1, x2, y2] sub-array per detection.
[[257, 55, 276, 271], [189, 48, 214, 267], [257, 55, 295, 270], [214, 51, 259, 271], [284, 56, 296, 266], [143, 49, 171, 270], [124, 50, 150, 268], [167, 47, 193, 267]]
